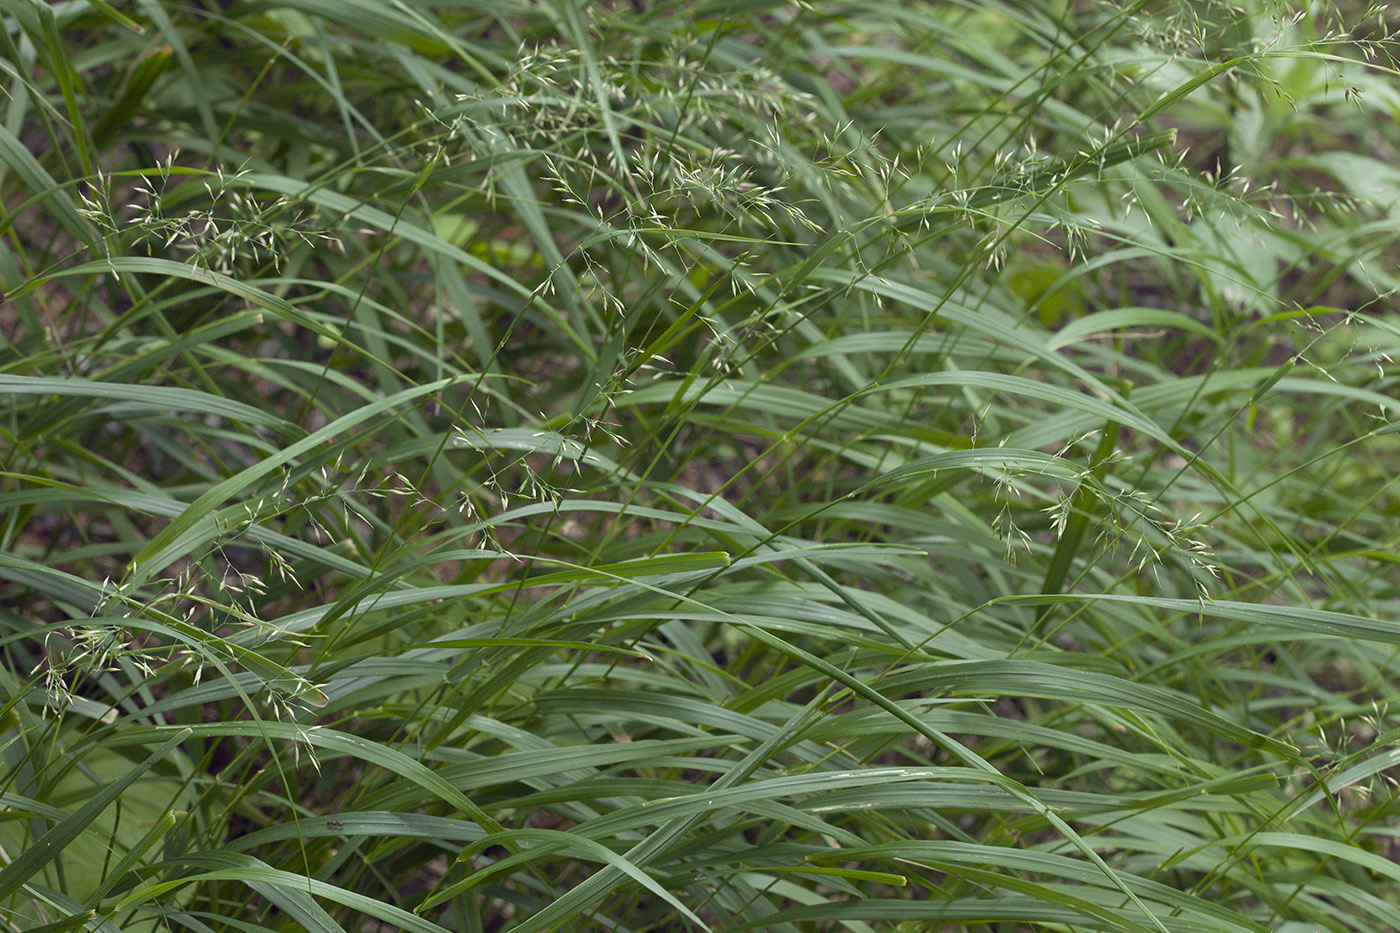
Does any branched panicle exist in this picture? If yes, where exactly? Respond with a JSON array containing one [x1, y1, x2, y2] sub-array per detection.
[[78, 154, 344, 282]]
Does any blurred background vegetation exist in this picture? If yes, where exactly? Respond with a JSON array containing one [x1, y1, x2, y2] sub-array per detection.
[[3, 0, 1400, 930]]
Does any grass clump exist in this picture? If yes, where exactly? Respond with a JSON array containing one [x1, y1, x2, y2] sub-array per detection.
[[3, 1, 1400, 931]]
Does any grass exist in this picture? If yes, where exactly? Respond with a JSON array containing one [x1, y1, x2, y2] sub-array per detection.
[[2, 0, 1400, 930]]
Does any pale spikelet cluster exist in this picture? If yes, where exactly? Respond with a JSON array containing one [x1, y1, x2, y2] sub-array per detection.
[[35, 566, 326, 722], [450, 423, 601, 522], [427, 41, 818, 238], [414, 38, 826, 337], [77, 152, 341, 276], [1113, 494, 1221, 592]]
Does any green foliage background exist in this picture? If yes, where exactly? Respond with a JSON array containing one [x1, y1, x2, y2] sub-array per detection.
[[3, 0, 1400, 930]]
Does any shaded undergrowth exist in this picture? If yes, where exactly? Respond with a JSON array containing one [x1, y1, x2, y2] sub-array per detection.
[[3, 1, 1400, 931]]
